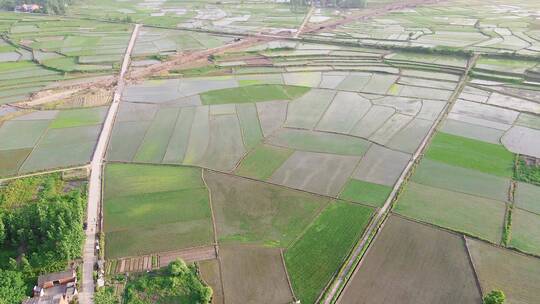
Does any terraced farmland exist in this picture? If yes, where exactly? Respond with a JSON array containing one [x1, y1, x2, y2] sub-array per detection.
[[1, 1, 540, 304]]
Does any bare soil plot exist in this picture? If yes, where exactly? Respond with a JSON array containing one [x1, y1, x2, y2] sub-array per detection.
[[256, 100, 288, 137], [220, 245, 294, 304], [196, 114, 246, 172], [284, 89, 336, 129], [352, 144, 410, 186], [158, 246, 216, 266], [466, 238, 540, 304], [394, 182, 506, 243], [339, 216, 481, 304], [501, 126, 540, 158], [386, 117, 432, 153], [448, 100, 518, 131], [269, 151, 361, 197], [349, 105, 395, 138], [234, 144, 293, 181], [283, 72, 322, 87], [336, 73, 371, 92], [315, 91, 371, 134], [199, 259, 224, 304], [361, 74, 399, 94], [115, 102, 158, 122], [103, 164, 214, 258], [204, 170, 328, 247], [285, 201, 373, 304], [440, 119, 505, 144], [516, 113, 540, 130], [412, 159, 510, 202], [510, 209, 540, 256], [267, 128, 370, 156], [0, 148, 32, 176], [515, 182, 540, 215], [369, 113, 413, 145]]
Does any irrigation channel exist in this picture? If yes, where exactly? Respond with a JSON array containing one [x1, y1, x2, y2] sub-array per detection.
[[79, 24, 141, 304]]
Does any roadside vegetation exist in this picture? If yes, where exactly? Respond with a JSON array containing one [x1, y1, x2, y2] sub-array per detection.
[[0, 173, 86, 303], [124, 259, 212, 304], [514, 156, 540, 186]]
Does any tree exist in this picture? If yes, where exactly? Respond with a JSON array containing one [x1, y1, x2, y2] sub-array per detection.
[[0, 212, 5, 246], [0, 269, 26, 304], [168, 259, 189, 277], [483, 290, 505, 304]]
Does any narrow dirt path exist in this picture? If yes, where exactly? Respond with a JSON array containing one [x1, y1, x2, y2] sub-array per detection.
[[78, 23, 141, 304], [322, 54, 479, 304], [295, 4, 315, 38]]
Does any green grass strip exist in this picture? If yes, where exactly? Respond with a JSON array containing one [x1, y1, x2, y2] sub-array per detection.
[[235, 144, 293, 180], [285, 201, 373, 304], [339, 179, 392, 208]]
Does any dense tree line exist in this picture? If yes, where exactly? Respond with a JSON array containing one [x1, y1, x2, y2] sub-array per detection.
[[122, 259, 213, 304], [0, 0, 75, 15], [0, 175, 86, 304]]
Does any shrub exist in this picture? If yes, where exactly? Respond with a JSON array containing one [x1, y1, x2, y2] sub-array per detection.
[[483, 290, 505, 304]]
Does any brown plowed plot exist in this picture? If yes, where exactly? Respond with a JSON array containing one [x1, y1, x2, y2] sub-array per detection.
[[220, 245, 294, 304], [339, 216, 481, 304], [158, 246, 217, 267], [199, 259, 225, 304], [466, 238, 540, 304]]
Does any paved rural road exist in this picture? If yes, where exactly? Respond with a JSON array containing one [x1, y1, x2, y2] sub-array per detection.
[[79, 23, 141, 304]]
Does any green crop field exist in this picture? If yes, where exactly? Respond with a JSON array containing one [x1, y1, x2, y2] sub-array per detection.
[[103, 163, 214, 258], [510, 209, 540, 256], [204, 170, 329, 247], [467, 238, 540, 304], [49, 107, 107, 129], [394, 182, 506, 243], [425, 132, 514, 177], [2, 3, 540, 302], [285, 201, 373, 304], [200, 84, 310, 105], [234, 144, 293, 180], [339, 179, 392, 207]]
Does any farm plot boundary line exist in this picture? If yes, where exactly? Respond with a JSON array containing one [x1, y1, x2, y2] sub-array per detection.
[[321, 54, 479, 304], [105, 160, 377, 211], [78, 23, 141, 304], [295, 4, 315, 38], [0, 164, 89, 183], [464, 237, 485, 296]]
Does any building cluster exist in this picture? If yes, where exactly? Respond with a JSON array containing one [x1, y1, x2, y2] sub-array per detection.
[[22, 270, 78, 304], [14, 3, 41, 12]]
